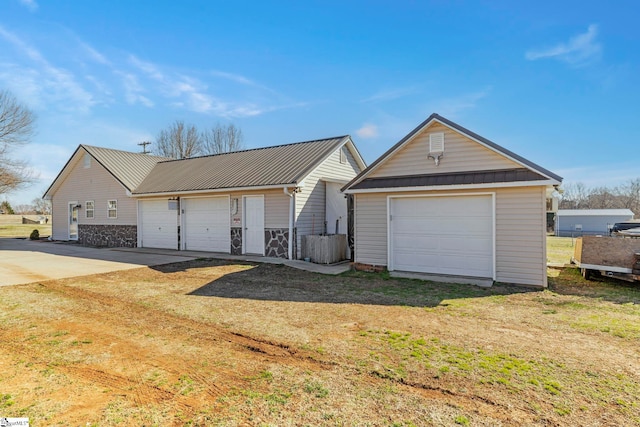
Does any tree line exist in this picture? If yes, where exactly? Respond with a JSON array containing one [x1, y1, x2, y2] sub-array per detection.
[[153, 120, 244, 159], [0, 198, 51, 215], [559, 179, 640, 214]]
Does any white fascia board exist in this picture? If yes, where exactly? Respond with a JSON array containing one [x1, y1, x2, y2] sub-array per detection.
[[344, 179, 558, 194], [345, 137, 367, 171], [132, 183, 294, 198]]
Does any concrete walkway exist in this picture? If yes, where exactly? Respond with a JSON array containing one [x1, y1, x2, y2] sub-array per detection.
[[0, 238, 351, 287], [114, 247, 352, 275]]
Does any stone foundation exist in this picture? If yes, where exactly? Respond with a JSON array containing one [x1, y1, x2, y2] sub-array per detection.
[[264, 228, 289, 259], [231, 227, 242, 255], [78, 224, 137, 248]]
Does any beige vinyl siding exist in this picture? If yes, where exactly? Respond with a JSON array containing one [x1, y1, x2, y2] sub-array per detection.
[[295, 145, 362, 257], [495, 186, 546, 286], [51, 150, 136, 240], [354, 186, 548, 286], [371, 123, 520, 178], [354, 193, 388, 266], [226, 189, 290, 229]]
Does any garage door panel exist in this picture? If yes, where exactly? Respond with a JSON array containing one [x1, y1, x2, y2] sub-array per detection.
[[391, 195, 493, 278], [140, 200, 178, 249], [183, 197, 229, 253]]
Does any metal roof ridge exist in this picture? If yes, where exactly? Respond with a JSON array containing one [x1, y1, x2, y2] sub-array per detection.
[[156, 135, 351, 164]]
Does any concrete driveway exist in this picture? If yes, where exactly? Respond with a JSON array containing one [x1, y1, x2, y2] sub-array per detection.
[[0, 238, 196, 286]]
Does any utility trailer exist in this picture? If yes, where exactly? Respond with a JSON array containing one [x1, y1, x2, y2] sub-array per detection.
[[572, 235, 640, 282]]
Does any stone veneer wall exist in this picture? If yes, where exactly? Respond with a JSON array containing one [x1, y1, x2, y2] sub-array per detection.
[[231, 227, 293, 258], [78, 224, 137, 248], [265, 228, 289, 258], [231, 227, 242, 255]]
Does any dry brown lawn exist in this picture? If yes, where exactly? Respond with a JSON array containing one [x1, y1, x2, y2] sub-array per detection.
[[1, 259, 639, 426]]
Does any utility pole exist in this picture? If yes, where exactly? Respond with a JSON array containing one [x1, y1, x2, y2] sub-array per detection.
[[138, 141, 151, 154]]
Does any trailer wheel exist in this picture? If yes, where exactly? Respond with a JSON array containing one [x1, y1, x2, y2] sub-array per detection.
[[581, 268, 594, 280]]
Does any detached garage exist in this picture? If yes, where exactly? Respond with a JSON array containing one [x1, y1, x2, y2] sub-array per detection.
[[343, 113, 562, 287]]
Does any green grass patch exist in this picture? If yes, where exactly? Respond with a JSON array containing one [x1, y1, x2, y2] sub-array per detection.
[[0, 223, 51, 238], [547, 236, 576, 265]]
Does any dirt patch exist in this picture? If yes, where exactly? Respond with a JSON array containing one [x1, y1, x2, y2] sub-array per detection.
[[1, 259, 639, 425]]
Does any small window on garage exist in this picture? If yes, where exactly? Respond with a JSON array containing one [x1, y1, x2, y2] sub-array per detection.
[[85, 201, 94, 219], [107, 200, 117, 219]]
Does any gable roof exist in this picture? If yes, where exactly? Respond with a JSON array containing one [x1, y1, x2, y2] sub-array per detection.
[[133, 136, 364, 196], [44, 145, 170, 198], [343, 113, 562, 192]]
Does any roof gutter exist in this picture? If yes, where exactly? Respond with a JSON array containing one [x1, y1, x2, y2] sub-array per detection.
[[343, 179, 560, 194], [132, 183, 298, 198]]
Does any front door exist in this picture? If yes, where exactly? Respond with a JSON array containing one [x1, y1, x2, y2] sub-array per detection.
[[243, 195, 264, 255], [68, 202, 79, 240]]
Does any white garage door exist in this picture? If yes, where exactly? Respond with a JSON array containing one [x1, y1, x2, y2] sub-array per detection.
[[183, 197, 229, 252], [390, 195, 494, 278], [139, 199, 178, 249]]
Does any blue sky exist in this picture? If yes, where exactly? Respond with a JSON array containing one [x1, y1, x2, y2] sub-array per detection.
[[1, 0, 639, 205]]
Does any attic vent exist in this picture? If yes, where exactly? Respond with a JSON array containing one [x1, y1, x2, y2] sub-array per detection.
[[428, 132, 445, 166], [84, 153, 91, 169]]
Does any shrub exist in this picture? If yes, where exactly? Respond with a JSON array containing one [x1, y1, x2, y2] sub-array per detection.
[[29, 229, 40, 240]]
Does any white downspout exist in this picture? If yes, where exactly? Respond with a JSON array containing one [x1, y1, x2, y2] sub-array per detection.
[[284, 186, 295, 260]]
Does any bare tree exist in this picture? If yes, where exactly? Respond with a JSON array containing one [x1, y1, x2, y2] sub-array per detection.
[[559, 179, 640, 214], [32, 197, 51, 215], [0, 89, 36, 195], [559, 182, 590, 209], [155, 120, 202, 159], [202, 123, 244, 155], [13, 203, 34, 214]]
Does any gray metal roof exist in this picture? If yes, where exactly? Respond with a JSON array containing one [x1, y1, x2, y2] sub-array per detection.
[[350, 168, 547, 190], [133, 136, 350, 195], [82, 145, 171, 191], [344, 113, 563, 192]]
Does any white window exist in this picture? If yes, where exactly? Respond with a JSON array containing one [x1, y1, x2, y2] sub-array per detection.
[[339, 147, 346, 164], [85, 201, 94, 219], [107, 200, 117, 219], [575, 224, 582, 231]]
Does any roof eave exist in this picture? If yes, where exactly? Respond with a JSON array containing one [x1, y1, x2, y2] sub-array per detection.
[[344, 179, 559, 194], [132, 183, 298, 198]]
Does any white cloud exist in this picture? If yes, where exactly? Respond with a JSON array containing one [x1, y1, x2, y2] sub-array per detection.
[[434, 87, 491, 118], [128, 55, 294, 118], [0, 26, 95, 112], [356, 123, 379, 139], [117, 71, 154, 107], [18, 0, 38, 12], [79, 41, 110, 65], [361, 86, 419, 103], [526, 24, 602, 66]]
